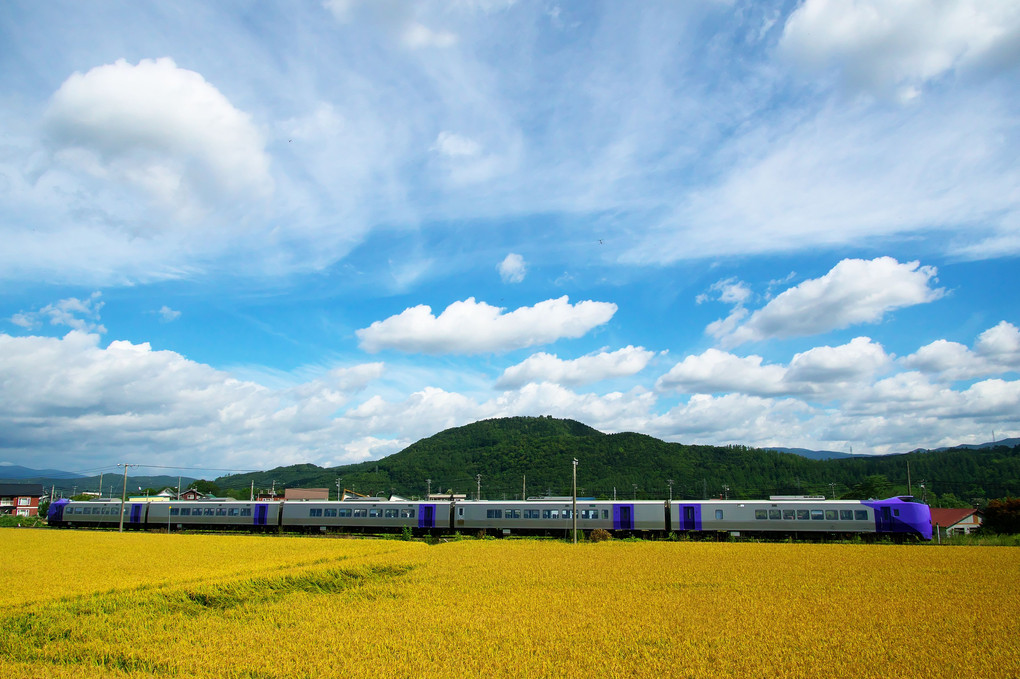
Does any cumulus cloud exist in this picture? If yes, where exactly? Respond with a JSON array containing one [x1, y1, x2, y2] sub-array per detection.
[[356, 296, 617, 354], [903, 321, 1020, 380], [44, 58, 271, 213], [497, 346, 654, 388], [158, 306, 182, 323], [780, 0, 1020, 100], [711, 258, 943, 347], [498, 253, 526, 283], [11, 292, 106, 334], [658, 337, 891, 397]]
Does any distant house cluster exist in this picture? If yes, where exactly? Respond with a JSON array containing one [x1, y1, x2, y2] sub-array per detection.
[[0, 483, 44, 517]]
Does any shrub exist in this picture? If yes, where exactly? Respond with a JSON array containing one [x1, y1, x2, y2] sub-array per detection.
[[589, 528, 612, 543]]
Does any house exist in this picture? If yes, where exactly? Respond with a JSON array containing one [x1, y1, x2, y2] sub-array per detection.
[[284, 488, 329, 501], [178, 489, 207, 501], [0, 483, 45, 517], [930, 507, 984, 535]]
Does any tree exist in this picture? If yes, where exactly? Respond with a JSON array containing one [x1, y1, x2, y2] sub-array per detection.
[[983, 498, 1020, 534], [190, 480, 222, 496], [844, 474, 893, 500]]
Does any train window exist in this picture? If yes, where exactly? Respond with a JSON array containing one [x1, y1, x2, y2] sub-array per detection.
[[180, 508, 191, 516], [486, 509, 503, 519], [353, 509, 367, 518], [603, 510, 609, 519], [893, 509, 900, 517], [550, 510, 559, 519], [229, 508, 239, 516], [755, 510, 768, 520], [458, 507, 464, 516], [524, 510, 539, 519], [810, 510, 824, 520], [240, 509, 252, 517], [541, 510, 551, 519], [506, 509, 521, 519], [715, 510, 724, 520], [384, 509, 398, 518], [769, 510, 781, 520], [783, 510, 795, 520], [839, 510, 853, 520], [170, 508, 179, 516], [324, 509, 337, 517], [563, 510, 572, 519], [369, 509, 382, 518], [309, 508, 323, 517], [797, 510, 810, 520], [216, 508, 227, 516], [400, 509, 415, 518], [824, 510, 837, 520], [339, 509, 352, 518], [205, 509, 215, 516], [855, 510, 868, 521]]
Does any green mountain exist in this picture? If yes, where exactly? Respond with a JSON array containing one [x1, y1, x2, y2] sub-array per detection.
[[211, 416, 1020, 505]]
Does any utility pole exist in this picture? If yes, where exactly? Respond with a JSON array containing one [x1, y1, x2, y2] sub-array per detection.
[[117, 463, 136, 532], [907, 461, 912, 496], [476, 474, 481, 501], [336, 477, 342, 501], [522, 474, 526, 501], [668, 479, 674, 503], [250, 480, 254, 502], [572, 459, 578, 544], [426, 478, 431, 500], [98, 473, 103, 498], [633, 484, 637, 500]]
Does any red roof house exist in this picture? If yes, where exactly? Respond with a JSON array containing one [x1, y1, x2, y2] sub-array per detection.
[[930, 507, 983, 535]]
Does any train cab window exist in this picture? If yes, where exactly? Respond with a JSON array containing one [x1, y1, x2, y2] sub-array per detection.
[[353, 509, 367, 518], [339, 509, 352, 518], [839, 510, 853, 520], [755, 510, 768, 520], [810, 510, 824, 520], [369, 509, 382, 518], [309, 508, 323, 517], [229, 508, 239, 516], [170, 508, 180, 516], [797, 510, 810, 520], [783, 510, 795, 520], [893, 509, 900, 517], [769, 510, 781, 520], [240, 509, 252, 517], [324, 509, 337, 517], [854, 510, 868, 521], [486, 509, 503, 519], [824, 510, 838, 520], [715, 510, 724, 520]]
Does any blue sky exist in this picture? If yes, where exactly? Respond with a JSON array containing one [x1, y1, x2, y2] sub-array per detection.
[[2, 0, 1019, 476]]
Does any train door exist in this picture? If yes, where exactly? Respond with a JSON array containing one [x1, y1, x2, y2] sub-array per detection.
[[614, 504, 634, 530], [679, 504, 701, 531], [129, 503, 143, 524], [418, 504, 435, 529], [876, 506, 892, 533], [254, 504, 268, 526]]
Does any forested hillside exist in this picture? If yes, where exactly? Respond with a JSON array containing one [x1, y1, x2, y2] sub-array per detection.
[[212, 417, 1020, 506]]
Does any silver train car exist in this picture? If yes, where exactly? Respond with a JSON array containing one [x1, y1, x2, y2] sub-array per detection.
[[47, 495, 932, 540]]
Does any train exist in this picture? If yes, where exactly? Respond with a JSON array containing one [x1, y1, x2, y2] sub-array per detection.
[[47, 495, 933, 540]]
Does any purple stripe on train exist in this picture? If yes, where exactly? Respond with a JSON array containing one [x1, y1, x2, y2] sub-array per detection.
[[678, 504, 702, 531], [613, 504, 634, 530], [418, 503, 436, 529]]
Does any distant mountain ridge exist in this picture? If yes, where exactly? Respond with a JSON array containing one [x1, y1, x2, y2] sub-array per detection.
[[0, 465, 86, 480], [9, 419, 1019, 502]]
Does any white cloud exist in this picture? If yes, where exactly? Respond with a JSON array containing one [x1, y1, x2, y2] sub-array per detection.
[[11, 292, 106, 334], [44, 58, 272, 214], [658, 337, 891, 397], [403, 22, 458, 49], [780, 0, 1020, 100], [158, 306, 182, 323], [903, 321, 1020, 380], [433, 131, 482, 158], [498, 253, 526, 283], [711, 257, 943, 347], [356, 296, 617, 354], [697, 277, 751, 305], [497, 346, 654, 388]]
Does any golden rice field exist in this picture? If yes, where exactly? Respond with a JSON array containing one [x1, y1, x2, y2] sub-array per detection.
[[2, 529, 1018, 679]]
